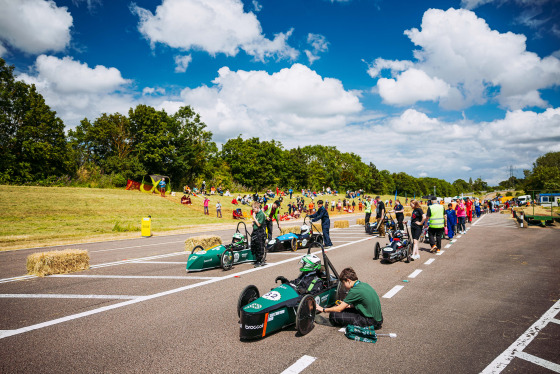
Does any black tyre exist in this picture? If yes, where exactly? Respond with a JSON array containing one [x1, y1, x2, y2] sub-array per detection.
[[405, 243, 411, 263], [190, 245, 204, 254], [221, 249, 234, 271], [315, 235, 323, 246], [373, 242, 381, 260], [296, 294, 316, 336], [365, 222, 370, 234], [336, 281, 348, 304], [291, 237, 298, 252], [237, 285, 259, 317]]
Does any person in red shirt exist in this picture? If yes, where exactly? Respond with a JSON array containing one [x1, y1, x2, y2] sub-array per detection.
[[466, 198, 473, 223]]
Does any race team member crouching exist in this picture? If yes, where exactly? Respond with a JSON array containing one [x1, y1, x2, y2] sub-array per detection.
[[251, 202, 266, 267], [316, 267, 383, 329]]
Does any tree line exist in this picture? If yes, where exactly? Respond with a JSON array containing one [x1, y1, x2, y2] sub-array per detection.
[[2, 58, 558, 195]]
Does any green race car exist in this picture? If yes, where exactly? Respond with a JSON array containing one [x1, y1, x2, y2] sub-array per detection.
[[238, 243, 346, 340], [186, 222, 264, 272]]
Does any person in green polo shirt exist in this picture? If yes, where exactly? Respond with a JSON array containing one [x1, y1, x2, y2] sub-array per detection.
[[316, 267, 383, 329]]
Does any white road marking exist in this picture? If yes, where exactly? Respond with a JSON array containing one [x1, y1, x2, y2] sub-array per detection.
[[471, 214, 487, 226], [0, 294, 139, 300], [408, 269, 422, 278], [90, 240, 185, 253], [481, 299, 560, 373], [515, 352, 560, 373], [331, 240, 354, 243], [89, 251, 185, 269], [456, 235, 462, 238], [550, 318, 560, 325], [382, 285, 404, 299], [0, 275, 37, 284], [451, 239, 457, 243], [424, 258, 435, 265], [49, 275, 217, 280], [0, 237, 372, 340], [127, 261, 187, 264], [436, 251, 445, 256], [281, 355, 317, 374], [444, 244, 451, 248]]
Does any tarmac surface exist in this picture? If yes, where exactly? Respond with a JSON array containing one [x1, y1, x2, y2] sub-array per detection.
[[0, 213, 558, 373]]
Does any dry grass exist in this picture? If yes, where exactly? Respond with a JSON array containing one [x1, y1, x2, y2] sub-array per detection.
[[334, 220, 349, 228], [184, 235, 222, 251], [281, 226, 300, 235], [356, 218, 365, 225], [26, 249, 89, 277]]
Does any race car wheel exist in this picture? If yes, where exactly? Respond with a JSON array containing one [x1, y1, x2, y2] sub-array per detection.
[[373, 242, 381, 260], [237, 285, 259, 317], [296, 294, 316, 336], [190, 245, 204, 254], [291, 237, 298, 252], [405, 243, 411, 263], [365, 222, 370, 234], [336, 281, 348, 304], [221, 249, 234, 271], [315, 235, 323, 246]]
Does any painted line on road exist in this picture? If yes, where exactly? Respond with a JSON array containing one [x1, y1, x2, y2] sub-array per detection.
[[481, 299, 560, 373], [424, 258, 435, 265], [382, 285, 404, 299], [0, 275, 37, 284], [436, 251, 445, 256], [0, 294, 139, 300], [128, 261, 187, 265], [451, 239, 457, 243], [0, 237, 372, 340], [550, 318, 560, 325], [90, 240, 185, 253], [515, 352, 560, 373], [456, 235, 462, 238], [471, 214, 488, 226], [49, 274, 218, 280], [89, 251, 186, 269], [281, 355, 317, 374], [408, 269, 422, 278], [444, 244, 452, 248]]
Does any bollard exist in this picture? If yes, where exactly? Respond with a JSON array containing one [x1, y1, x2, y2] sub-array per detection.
[[141, 216, 152, 237], [520, 213, 524, 228]]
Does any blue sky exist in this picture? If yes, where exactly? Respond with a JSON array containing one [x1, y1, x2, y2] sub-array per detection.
[[1, 0, 559, 184]]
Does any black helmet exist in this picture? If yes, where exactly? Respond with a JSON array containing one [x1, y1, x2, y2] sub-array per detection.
[[393, 230, 404, 240]]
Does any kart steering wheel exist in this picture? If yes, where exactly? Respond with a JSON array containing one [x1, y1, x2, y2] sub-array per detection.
[[275, 276, 289, 284]]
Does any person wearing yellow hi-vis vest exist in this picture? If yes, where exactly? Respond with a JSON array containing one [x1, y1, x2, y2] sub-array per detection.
[[427, 196, 447, 253], [363, 197, 373, 226], [263, 200, 282, 241]]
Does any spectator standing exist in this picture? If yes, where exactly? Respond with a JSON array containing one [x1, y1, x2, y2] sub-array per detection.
[[263, 200, 281, 241], [158, 178, 167, 197], [409, 199, 425, 260], [331, 200, 335, 211], [203, 197, 210, 215], [201, 180, 206, 194], [289, 188, 293, 199], [427, 196, 446, 252], [393, 199, 404, 230], [352, 200, 356, 212], [216, 201, 222, 218], [475, 199, 481, 217], [456, 199, 467, 234], [251, 202, 266, 267], [375, 196, 386, 237], [466, 198, 473, 223], [364, 197, 373, 225], [445, 203, 457, 239], [308, 200, 333, 248]]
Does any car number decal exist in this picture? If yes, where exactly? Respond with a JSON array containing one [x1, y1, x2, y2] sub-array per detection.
[[262, 290, 281, 301]]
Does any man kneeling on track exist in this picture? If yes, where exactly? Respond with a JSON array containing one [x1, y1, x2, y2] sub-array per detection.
[[276, 254, 325, 295], [316, 267, 383, 329]]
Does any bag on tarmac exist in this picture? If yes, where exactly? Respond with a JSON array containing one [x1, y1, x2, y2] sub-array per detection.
[[345, 325, 377, 343]]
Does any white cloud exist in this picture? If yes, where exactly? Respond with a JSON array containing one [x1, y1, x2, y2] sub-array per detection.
[[142, 87, 165, 96], [18, 55, 133, 125], [174, 54, 192, 73], [252, 0, 262, 12], [368, 8, 560, 110], [376, 68, 450, 106], [304, 33, 329, 65], [179, 64, 362, 141], [366, 58, 414, 78], [132, 0, 298, 61], [0, 42, 7, 57], [0, 0, 72, 55]]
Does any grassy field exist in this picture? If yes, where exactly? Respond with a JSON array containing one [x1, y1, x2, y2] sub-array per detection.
[[0, 186, 375, 251]]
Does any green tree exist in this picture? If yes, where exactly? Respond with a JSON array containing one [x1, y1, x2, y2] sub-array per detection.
[[0, 58, 71, 183], [523, 152, 560, 192]]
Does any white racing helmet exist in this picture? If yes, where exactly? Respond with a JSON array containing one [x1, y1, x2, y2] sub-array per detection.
[[300, 224, 310, 235]]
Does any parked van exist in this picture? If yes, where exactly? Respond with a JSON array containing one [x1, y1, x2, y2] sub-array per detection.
[[516, 195, 531, 205]]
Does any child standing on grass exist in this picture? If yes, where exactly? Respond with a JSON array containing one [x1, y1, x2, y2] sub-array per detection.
[[204, 197, 210, 215], [216, 201, 222, 218]]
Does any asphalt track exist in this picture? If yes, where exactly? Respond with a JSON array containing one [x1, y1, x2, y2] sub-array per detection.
[[0, 213, 558, 373]]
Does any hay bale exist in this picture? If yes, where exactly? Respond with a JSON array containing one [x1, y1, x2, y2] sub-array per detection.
[[356, 218, 365, 225], [281, 226, 300, 235], [334, 220, 349, 228], [184, 235, 222, 251], [27, 249, 89, 277]]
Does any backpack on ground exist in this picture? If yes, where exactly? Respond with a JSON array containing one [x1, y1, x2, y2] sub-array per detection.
[[345, 324, 377, 343]]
